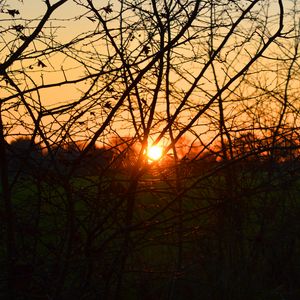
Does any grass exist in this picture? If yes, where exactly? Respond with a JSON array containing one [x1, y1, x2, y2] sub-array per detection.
[[1, 161, 300, 299]]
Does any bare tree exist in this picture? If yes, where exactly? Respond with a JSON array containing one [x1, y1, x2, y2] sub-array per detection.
[[2, 0, 300, 299]]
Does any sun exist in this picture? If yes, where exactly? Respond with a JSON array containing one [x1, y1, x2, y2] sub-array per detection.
[[147, 145, 163, 161]]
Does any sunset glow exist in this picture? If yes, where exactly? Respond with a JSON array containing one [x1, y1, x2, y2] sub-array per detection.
[[147, 145, 163, 161]]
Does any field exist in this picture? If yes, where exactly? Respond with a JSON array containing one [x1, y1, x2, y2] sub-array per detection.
[[1, 157, 300, 299]]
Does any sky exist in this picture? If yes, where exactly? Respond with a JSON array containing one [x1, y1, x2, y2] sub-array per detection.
[[1, 0, 94, 101], [8, 0, 77, 19], [4, 0, 92, 41], [2, 0, 300, 149]]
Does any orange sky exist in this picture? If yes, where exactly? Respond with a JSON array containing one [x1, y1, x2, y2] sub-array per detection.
[[2, 0, 300, 155]]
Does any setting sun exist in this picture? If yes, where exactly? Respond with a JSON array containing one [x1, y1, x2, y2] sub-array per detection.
[[147, 145, 163, 161]]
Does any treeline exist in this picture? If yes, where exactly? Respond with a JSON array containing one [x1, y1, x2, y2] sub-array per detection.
[[6, 131, 300, 178], [6, 138, 115, 177]]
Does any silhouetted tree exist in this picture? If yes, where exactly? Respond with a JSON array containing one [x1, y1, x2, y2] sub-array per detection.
[[3, 0, 300, 299]]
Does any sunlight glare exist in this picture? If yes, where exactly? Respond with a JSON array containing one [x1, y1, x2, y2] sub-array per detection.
[[147, 145, 163, 161]]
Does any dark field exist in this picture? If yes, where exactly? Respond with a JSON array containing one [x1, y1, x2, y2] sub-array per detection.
[[1, 150, 300, 300]]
